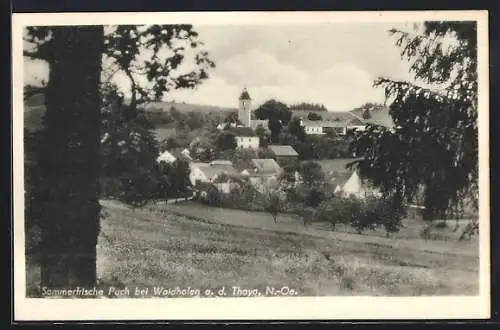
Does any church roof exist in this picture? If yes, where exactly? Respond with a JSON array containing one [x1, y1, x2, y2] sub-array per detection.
[[226, 126, 257, 137], [239, 88, 251, 100]]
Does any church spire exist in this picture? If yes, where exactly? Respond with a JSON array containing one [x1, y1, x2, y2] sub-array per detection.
[[239, 86, 251, 100]]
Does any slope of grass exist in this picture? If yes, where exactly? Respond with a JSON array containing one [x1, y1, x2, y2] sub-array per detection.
[[155, 202, 479, 255], [90, 201, 478, 297]]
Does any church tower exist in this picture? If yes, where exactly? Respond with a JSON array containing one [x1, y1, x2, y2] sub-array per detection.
[[238, 87, 252, 127]]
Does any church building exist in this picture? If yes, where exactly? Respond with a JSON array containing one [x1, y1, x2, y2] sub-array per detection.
[[238, 87, 269, 131]]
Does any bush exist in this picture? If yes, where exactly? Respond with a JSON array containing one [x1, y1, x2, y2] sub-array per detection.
[[195, 184, 221, 206]]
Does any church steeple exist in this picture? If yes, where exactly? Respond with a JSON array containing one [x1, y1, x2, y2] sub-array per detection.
[[238, 87, 252, 127], [239, 87, 251, 101]]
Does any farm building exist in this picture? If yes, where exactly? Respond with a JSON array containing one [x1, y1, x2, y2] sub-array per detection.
[[267, 145, 299, 166]]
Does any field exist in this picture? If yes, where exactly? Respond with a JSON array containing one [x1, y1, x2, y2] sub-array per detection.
[[66, 200, 480, 297], [26, 200, 479, 297]]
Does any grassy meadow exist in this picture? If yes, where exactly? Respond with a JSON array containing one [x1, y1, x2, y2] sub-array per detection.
[[26, 200, 479, 297]]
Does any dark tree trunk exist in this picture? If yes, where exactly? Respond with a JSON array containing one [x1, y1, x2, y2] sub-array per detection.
[[38, 26, 104, 288]]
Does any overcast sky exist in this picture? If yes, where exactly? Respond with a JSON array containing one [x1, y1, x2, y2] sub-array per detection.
[[24, 22, 421, 112]]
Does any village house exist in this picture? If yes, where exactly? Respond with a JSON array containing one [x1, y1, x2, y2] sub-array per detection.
[[346, 117, 367, 133], [339, 170, 381, 198], [226, 127, 260, 149], [318, 158, 380, 199], [189, 160, 240, 193], [240, 158, 282, 192], [267, 144, 299, 166], [299, 119, 350, 136], [300, 119, 324, 135], [157, 148, 192, 163], [350, 105, 394, 129]]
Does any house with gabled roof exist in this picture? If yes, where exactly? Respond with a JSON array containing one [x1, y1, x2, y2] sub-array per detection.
[[189, 161, 241, 193], [350, 105, 394, 129], [318, 158, 381, 198], [267, 144, 300, 166], [225, 126, 260, 149]]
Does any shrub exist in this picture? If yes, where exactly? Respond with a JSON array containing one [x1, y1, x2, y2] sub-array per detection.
[[196, 184, 221, 206]]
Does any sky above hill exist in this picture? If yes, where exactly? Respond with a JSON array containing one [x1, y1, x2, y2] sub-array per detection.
[[24, 22, 422, 112]]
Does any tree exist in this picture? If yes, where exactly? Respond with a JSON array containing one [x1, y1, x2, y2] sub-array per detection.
[[100, 88, 161, 206], [286, 161, 327, 208], [24, 27, 104, 288], [307, 112, 323, 121], [216, 131, 237, 151], [255, 125, 269, 148], [268, 118, 283, 143], [298, 161, 325, 186], [261, 179, 286, 223], [350, 22, 478, 223], [158, 159, 191, 199], [288, 117, 306, 142], [289, 102, 328, 112], [24, 24, 215, 289], [254, 99, 291, 142], [254, 99, 291, 124], [223, 111, 242, 126]]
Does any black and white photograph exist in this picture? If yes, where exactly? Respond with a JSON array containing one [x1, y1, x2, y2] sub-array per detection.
[[13, 11, 490, 320]]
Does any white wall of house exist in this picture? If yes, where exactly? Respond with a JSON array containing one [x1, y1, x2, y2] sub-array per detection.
[[235, 136, 260, 149], [304, 125, 324, 135], [157, 150, 177, 163], [189, 165, 209, 186], [324, 126, 347, 136], [347, 125, 366, 132], [341, 171, 381, 198]]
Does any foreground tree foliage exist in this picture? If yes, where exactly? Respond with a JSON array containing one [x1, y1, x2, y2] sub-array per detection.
[[24, 24, 215, 289], [350, 22, 479, 224], [100, 86, 161, 207]]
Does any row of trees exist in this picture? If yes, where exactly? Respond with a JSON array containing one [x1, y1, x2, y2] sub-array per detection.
[[289, 102, 328, 111], [196, 159, 406, 236], [147, 105, 226, 132]]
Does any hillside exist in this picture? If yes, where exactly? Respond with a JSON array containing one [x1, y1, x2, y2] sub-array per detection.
[[140, 100, 237, 114], [26, 200, 478, 297], [23, 93, 236, 132]]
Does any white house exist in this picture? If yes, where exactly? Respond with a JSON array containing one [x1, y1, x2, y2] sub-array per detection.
[[301, 120, 324, 135], [189, 162, 210, 186], [157, 150, 177, 163], [227, 127, 260, 149], [235, 136, 260, 149], [299, 119, 354, 136], [338, 171, 381, 199], [189, 161, 239, 190]]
